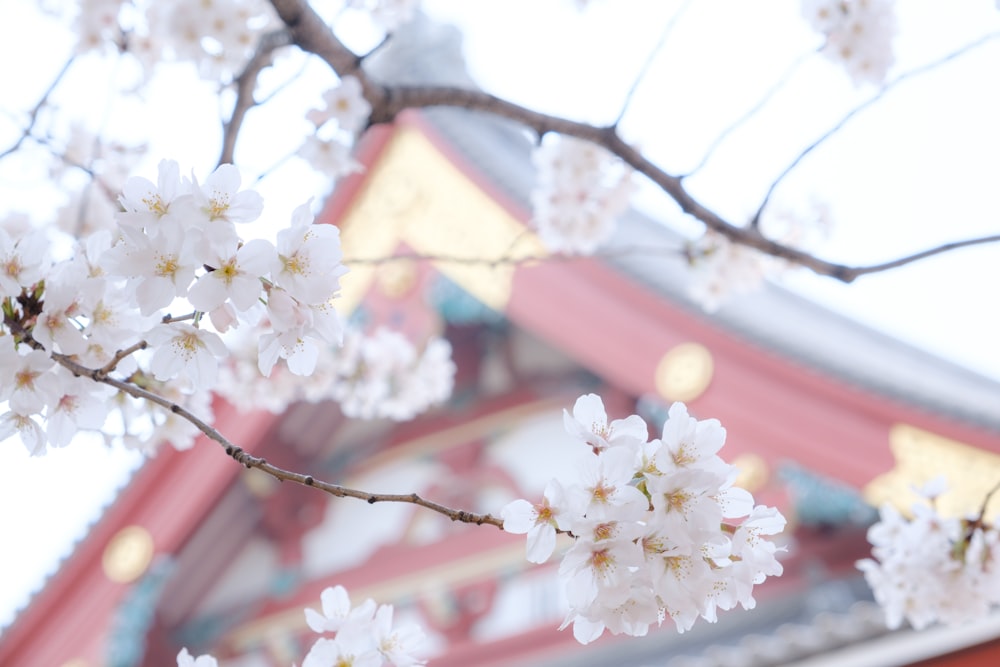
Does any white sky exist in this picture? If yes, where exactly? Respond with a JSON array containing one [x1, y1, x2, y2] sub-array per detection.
[[1, 0, 999, 632]]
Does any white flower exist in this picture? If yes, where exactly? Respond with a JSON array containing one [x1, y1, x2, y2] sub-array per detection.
[[298, 135, 364, 177], [563, 393, 647, 454], [0, 345, 56, 414], [258, 330, 319, 377], [146, 323, 228, 386], [501, 479, 570, 564], [273, 201, 349, 305], [801, 0, 897, 86], [0, 409, 46, 457], [176, 647, 217, 667], [371, 604, 426, 666], [187, 238, 275, 312], [302, 637, 381, 667], [117, 159, 187, 231], [530, 134, 633, 255], [40, 371, 111, 448], [305, 585, 376, 634], [515, 395, 785, 644], [307, 75, 372, 134], [0, 227, 49, 297], [101, 224, 198, 316]]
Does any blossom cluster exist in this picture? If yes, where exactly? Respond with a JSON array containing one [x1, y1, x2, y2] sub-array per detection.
[[68, 0, 279, 80], [685, 200, 831, 311], [858, 480, 1000, 630], [215, 325, 455, 421], [299, 75, 371, 177], [501, 395, 785, 644], [174, 585, 425, 667], [328, 327, 455, 420], [530, 134, 634, 255], [61, 0, 423, 82], [800, 0, 897, 86], [302, 585, 426, 667], [0, 159, 349, 455]]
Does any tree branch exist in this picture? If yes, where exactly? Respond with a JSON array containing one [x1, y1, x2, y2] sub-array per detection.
[[219, 29, 294, 166], [840, 234, 1000, 281], [49, 346, 505, 530], [265, 0, 1000, 284]]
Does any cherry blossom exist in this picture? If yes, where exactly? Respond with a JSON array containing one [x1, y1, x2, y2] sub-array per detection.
[[501, 479, 571, 563], [187, 238, 275, 313], [308, 75, 373, 135], [303, 585, 426, 667], [501, 395, 785, 644], [146, 323, 228, 386], [530, 134, 633, 255], [858, 481, 1000, 630], [563, 393, 648, 453], [176, 648, 218, 667], [801, 0, 897, 86]]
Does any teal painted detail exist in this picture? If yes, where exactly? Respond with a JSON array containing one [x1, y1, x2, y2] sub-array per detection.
[[271, 568, 299, 597], [106, 559, 174, 667], [778, 461, 878, 527], [428, 276, 503, 325]]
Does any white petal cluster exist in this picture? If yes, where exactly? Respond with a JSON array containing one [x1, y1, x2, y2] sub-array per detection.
[[328, 327, 455, 420], [303, 585, 426, 667], [174, 585, 426, 667], [501, 395, 785, 644], [801, 0, 897, 86], [858, 484, 1000, 630], [685, 232, 774, 313], [0, 160, 348, 455], [345, 0, 421, 33], [686, 200, 832, 311], [176, 648, 217, 667], [530, 134, 634, 255], [143, 0, 278, 80], [299, 75, 370, 177], [214, 325, 454, 422]]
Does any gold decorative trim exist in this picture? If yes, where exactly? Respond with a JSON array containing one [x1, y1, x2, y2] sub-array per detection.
[[864, 424, 1000, 520], [102, 525, 154, 584], [336, 125, 547, 315], [654, 342, 714, 402], [731, 453, 769, 492]]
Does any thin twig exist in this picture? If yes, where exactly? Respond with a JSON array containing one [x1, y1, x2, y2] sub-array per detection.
[[684, 47, 816, 181], [219, 29, 294, 166], [266, 0, 1000, 282], [751, 31, 1000, 227], [343, 243, 687, 267], [613, 0, 692, 127], [0, 56, 75, 162], [96, 341, 149, 376]]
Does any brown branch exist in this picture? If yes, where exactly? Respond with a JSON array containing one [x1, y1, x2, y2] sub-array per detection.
[[96, 340, 148, 376], [219, 29, 294, 166], [266, 0, 1000, 283], [50, 346, 505, 530], [842, 234, 1000, 280]]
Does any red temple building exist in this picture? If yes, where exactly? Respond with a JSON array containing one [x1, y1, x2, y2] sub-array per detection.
[[3, 18, 1000, 667]]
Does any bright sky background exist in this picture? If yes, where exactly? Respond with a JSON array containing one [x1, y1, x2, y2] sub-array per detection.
[[1, 0, 999, 632]]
